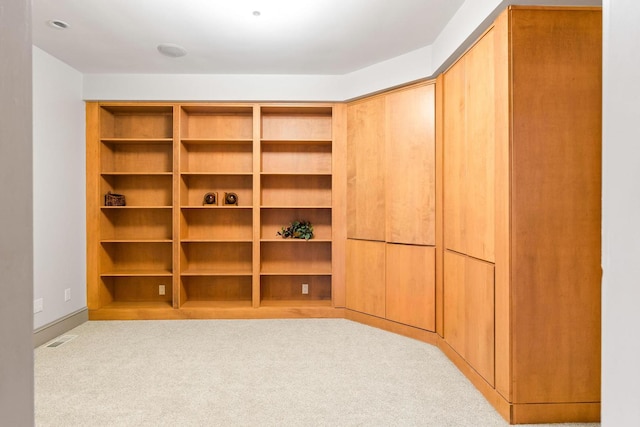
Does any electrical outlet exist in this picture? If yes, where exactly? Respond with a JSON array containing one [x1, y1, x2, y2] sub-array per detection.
[[34, 298, 43, 313], [302, 283, 309, 295], [159, 284, 166, 296], [64, 288, 71, 302]]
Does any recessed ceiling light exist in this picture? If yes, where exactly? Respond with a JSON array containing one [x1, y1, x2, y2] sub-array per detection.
[[47, 20, 70, 30], [157, 43, 187, 58], [252, 11, 261, 17]]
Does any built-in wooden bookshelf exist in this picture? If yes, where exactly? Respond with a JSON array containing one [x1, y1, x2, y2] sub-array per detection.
[[258, 106, 334, 307], [86, 102, 344, 318]]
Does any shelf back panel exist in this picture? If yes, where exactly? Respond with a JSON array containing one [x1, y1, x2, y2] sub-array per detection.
[[261, 208, 331, 240], [181, 276, 252, 302], [101, 208, 172, 240], [102, 142, 173, 173], [181, 142, 252, 173], [100, 175, 173, 206], [260, 275, 331, 301], [261, 143, 331, 174], [181, 208, 252, 240]]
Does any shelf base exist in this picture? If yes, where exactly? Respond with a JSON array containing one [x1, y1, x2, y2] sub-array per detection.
[[89, 305, 344, 320]]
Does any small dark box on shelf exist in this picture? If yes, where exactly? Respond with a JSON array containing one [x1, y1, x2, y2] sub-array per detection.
[[105, 191, 126, 206]]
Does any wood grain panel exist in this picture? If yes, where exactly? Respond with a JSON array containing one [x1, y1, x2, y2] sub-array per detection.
[[332, 104, 348, 307], [385, 83, 436, 245], [492, 9, 511, 400], [181, 142, 252, 174], [509, 7, 602, 404], [511, 402, 600, 424], [435, 75, 445, 337], [108, 112, 173, 139], [443, 31, 495, 263], [260, 241, 332, 275], [181, 276, 252, 303], [181, 112, 253, 140], [86, 102, 102, 309], [442, 57, 466, 255], [385, 244, 435, 331], [261, 113, 332, 140], [443, 251, 495, 386], [346, 97, 385, 241], [345, 239, 385, 317], [260, 275, 331, 302], [261, 142, 331, 174], [260, 175, 331, 207], [464, 30, 496, 263]]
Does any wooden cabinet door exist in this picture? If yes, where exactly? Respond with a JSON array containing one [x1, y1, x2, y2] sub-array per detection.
[[443, 57, 466, 256], [443, 29, 496, 263], [347, 97, 385, 241], [464, 29, 495, 263], [443, 250, 495, 386], [385, 84, 436, 245], [386, 244, 435, 331], [345, 239, 385, 317]]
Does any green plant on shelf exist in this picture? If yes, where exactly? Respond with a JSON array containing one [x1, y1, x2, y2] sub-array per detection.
[[277, 221, 314, 240]]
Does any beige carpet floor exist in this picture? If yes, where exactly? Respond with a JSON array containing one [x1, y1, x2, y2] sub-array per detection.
[[35, 319, 600, 427]]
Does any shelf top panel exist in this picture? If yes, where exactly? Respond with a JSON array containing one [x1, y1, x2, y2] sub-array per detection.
[[100, 105, 173, 115], [101, 138, 173, 144], [181, 269, 253, 276], [260, 106, 332, 115], [181, 239, 253, 243], [259, 300, 332, 308], [180, 205, 253, 210], [101, 301, 174, 310], [259, 206, 331, 210], [260, 172, 331, 176], [260, 205, 332, 209], [100, 270, 173, 277], [101, 239, 173, 244], [181, 138, 253, 145], [101, 172, 173, 176], [260, 239, 331, 243], [259, 270, 332, 276], [181, 105, 253, 115], [101, 206, 173, 209], [179, 300, 253, 309], [260, 139, 332, 145], [180, 172, 252, 176]]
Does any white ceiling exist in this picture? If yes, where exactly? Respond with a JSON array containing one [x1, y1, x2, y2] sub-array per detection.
[[32, 0, 465, 75]]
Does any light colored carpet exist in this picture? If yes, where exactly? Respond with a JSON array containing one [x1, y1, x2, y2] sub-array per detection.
[[35, 319, 600, 427]]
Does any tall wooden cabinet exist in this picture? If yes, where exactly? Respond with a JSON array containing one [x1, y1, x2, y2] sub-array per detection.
[[439, 6, 601, 423], [87, 103, 346, 319], [346, 82, 437, 333]]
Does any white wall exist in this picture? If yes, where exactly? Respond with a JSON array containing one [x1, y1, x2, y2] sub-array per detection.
[[32, 46, 86, 330], [0, 0, 34, 424], [602, 0, 640, 424]]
